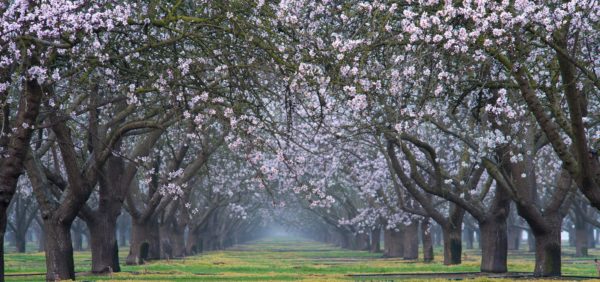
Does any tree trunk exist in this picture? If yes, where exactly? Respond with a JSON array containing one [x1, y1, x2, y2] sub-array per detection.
[[44, 220, 75, 281], [36, 223, 45, 252], [88, 216, 120, 273], [527, 230, 536, 252], [0, 205, 7, 282], [479, 220, 508, 273], [354, 233, 370, 251], [442, 225, 462, 265], [370, 227, 381, 253], [507, 226, 520, 250], [126, 219, 160, 265], [72, 228, 83, 251], [533, 228, 562, 276], [464, 227, 474, 249], [421, 218, 434, 262], [383, 229, 404, 257], [588, 226, 596, 249], [403, 221, 419, 260], [14, 230, 26, 253], [574, 207, 588, 257]]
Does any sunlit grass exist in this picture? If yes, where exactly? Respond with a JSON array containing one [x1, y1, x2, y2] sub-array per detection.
[[5, 236, 600, 281]]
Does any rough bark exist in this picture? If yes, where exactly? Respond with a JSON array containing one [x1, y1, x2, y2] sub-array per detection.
[[403, 221, 419, 260], [43, 220, 75, 281], [126, 218, 160, 265], [88, 216, 120, 273], [442, 225, 462, 265], [370, 227, 381, 253], [479, 220, 508, 273], [421, 218, 434, 262], [383, 229, 404, 257], [0, 79, 43, 281]]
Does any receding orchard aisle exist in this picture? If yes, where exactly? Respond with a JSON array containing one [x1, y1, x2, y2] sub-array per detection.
[[4, 236, 600, 281]]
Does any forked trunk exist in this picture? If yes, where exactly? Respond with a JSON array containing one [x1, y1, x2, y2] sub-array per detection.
[[44, 220, 75, 281]]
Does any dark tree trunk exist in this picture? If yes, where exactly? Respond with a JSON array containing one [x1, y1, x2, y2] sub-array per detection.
[[44, 220, 75, 281], [0, 205, 6, 282], [479, 220, 508, 273], [383, 229, 404, 257], [88, 216, 120, 273], [14, 230, 26, 253], [464, 227, 474, 249], [574, 206, 588, 257], [370, 227, 381, 253], [126, 218, 160, 265], [403, 221, 419, 260], [354, 233, 370, 251], [421, 218, 434, 262], [533, 227, 562, 276], [442, 225, 462, 265]]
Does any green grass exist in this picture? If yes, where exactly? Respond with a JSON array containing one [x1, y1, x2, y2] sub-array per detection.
[[5, 237, 600, 281]]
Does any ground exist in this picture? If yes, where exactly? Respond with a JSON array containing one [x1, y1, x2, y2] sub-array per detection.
[[4, 237, 600, 281]]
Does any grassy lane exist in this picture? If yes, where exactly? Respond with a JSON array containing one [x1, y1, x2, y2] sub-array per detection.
[[4, 236, 600, 281]]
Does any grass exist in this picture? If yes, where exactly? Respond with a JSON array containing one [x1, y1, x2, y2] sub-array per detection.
[[4, 236, 600, 281]]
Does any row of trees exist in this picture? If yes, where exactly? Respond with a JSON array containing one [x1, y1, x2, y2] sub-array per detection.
[[0, 0, 598, 280]]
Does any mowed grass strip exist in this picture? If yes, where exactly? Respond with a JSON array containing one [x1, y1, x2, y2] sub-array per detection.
[[5, 236, 600, 281]]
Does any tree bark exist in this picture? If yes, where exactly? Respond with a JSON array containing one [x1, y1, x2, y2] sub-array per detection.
[[44, 220, 75, 281], [442, 225, 462, 265], [507, 226, 520, 250], [383, 229, 404, 257], [533, 226, 562, 276], [370, 227, 381, 253], [403, 221, 419, 260], [421, 218, 434, 262], [479, 220, 508, 273], [126, 218, 160, 265], [88, 216, 120, 273]]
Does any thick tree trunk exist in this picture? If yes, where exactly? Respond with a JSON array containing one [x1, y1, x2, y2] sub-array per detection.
[[185, 229, 202, 255], [44, 220, 75, 281], [442, 225, 462, 265], [533, 228, 562, 276], [354, 233, 370, 251], [479, 221, 508, 273], [383, 229, 404, 257], [421, 218, 434, 262], [403, 221, 419, 260], [370, 227, 381, 253], [126, 219, 160, 265], [88, 217, 120, 273]]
